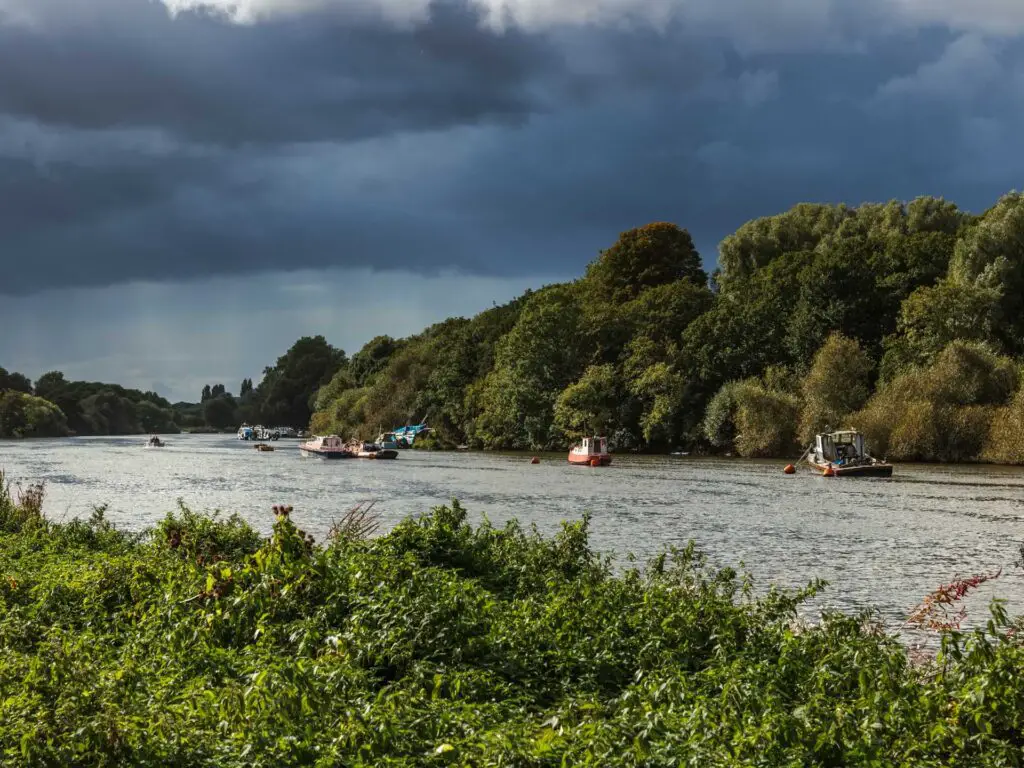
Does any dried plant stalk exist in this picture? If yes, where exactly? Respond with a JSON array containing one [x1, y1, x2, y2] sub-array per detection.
[[328, 501, 380, 542]]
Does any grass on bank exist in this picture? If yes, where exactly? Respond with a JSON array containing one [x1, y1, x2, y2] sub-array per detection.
[[1, 475, 1024, 766]]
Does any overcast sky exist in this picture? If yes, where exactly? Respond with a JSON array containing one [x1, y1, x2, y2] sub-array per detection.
[[2, 0, 1023, 402]]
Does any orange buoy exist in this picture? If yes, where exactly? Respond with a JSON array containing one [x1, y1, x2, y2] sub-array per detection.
[[783, 464, 796, 474], [531, 457, 540, 464], [823, 465, 835, 477], [590, 458, 600, 467]]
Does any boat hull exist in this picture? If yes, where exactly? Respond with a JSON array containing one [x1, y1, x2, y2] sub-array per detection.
[[300, 448, 352, 459], [568, 453, 612, 466], [808, 460, 893, 477], [356, 449, 398, 460]]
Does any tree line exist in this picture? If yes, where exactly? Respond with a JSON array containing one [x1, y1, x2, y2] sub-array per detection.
[[174, 338, 345, 432], [6, 190, 1024, 460], [0, 336, 344, 438], [310, 191, 1024, 463]]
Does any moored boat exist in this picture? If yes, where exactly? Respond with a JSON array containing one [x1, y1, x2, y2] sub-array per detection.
[[391, 423, 430, 448], [376, 431, 401, 450], [806, 429, 893, 477], [146, 436, 165, 448], [347, 440, 399, 460], [299, 435, 352, 459], [568, 436, 612, 467]]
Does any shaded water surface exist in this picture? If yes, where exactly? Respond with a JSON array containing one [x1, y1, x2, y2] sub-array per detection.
[[2, 435, 1024, 627]]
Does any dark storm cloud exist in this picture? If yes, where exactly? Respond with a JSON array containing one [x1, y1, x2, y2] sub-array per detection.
[[0, 0, 564, 144], [2, 0, 1024, 295]]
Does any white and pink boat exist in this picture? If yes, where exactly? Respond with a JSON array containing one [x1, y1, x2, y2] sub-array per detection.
[[299, 435, 352, 459], [568, 436, 612, 467]]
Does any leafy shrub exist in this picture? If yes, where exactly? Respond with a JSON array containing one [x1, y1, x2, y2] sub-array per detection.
[[156, 501, 264, 563], [3, 491, 1024, 766], [704, 379, 800, 457], [853, 342, 1015, 461], [799, 332, 874, 444], [984, 388, 1024, 464]]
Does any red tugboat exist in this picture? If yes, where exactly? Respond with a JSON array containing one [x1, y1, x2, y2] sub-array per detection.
[[568, 436, 612, 467]]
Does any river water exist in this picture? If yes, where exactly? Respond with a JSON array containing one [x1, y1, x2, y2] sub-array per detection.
[[2, 434, 1024, 630]]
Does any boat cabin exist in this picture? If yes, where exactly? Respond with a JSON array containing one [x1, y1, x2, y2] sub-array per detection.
[[575, 437, 608, 456], [302, 435, 346, 451], [814, 430, 865, 464]]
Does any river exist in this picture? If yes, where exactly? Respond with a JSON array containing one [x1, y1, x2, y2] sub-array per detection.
[[2, 434, 1023, 631]]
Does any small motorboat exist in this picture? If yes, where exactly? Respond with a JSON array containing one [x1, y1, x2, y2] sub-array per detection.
[[299, 435, 352, 459], [376, 431, 401, 450], [146, 436, 165, 448], [254, 443, 275, 452], [347, 440, 399, 460], [568, 436, 612, 467], [806, 429, 893, 477]]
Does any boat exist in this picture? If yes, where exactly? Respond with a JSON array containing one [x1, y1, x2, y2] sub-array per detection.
[[391, 423, 430, 448], [255, 443, 275, 452], [239, 424, 276, 441], [347, 440, 399, 460], [146, 436, 166, 448], [376, 431, 401, 450], [806, 429, 893, 477], [568, 436, 612, 467], [299, 435, 353, 459]]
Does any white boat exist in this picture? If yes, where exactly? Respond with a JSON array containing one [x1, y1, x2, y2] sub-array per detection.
[[806, 429, 893, 477], [299, 435, 352, 459], [237, 424, 255, 441]]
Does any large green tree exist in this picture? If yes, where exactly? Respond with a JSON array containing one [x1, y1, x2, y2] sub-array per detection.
[[474, 286, 586, 449], [585, 222, 706, 304], [252, 336, 346, 428], [0, 368, 32, 394]]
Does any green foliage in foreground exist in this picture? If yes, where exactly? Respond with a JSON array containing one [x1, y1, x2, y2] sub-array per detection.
[[3, 487, 1024, 766]]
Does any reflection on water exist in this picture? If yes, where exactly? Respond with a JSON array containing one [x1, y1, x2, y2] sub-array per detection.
[[2, 434, 1024, 628]]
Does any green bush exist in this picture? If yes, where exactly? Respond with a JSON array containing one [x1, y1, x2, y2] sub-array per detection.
[[799, 333, 874, 444], [3, 486, 1024, 765], [853, 342, 1014, 462], [0, 392, 69, 438], [984, 388, 1024, 464], [704, 379, 800, 457]]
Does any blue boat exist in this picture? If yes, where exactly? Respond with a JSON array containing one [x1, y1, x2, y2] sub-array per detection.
[[391, 423, 430, 448]]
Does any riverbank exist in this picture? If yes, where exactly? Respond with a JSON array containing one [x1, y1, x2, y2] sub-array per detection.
[[2, 477, 1024, 765]]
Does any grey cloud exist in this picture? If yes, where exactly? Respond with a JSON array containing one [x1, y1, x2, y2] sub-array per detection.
[[0, 0, 564, 144], [1, 1, 1024, 297]]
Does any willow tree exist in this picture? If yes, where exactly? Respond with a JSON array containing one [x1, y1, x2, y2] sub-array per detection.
[[798, 333, 874, 444]]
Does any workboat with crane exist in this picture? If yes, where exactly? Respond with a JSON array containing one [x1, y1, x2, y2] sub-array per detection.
[[806, 429, 893, 477]]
